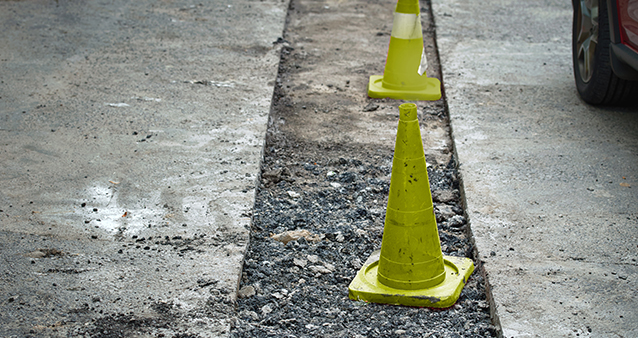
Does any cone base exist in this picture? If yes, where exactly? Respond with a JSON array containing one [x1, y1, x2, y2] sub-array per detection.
[[367, 75, 442, 101], [348, 255, 474, 308]]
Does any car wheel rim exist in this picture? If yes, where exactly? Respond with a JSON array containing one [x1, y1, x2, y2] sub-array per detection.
[[576, 0, 599, 83]]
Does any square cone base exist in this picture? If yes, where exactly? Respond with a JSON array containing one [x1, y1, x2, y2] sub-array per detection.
[[348, 255, 474, 308], [367, 75, 442, 101]]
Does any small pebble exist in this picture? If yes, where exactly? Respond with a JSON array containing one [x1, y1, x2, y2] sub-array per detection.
[[261, 304, 272, 315], [238, 286, 256, 298]]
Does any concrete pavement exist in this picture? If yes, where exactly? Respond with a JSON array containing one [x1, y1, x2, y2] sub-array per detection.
[[433, 0, 638, 337], [3, 0, 637, 337], [0, 0, 288, 336]]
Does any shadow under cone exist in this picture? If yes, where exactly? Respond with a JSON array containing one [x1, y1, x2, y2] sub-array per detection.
[[348, 103, 474, 308]]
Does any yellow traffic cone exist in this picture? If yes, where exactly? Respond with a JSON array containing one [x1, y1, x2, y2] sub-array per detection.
[[348, 103, 473, 308], [368, 0, 441, 101]]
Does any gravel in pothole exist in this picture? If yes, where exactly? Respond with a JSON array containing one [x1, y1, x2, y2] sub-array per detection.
[[232, 144, 496, 338]]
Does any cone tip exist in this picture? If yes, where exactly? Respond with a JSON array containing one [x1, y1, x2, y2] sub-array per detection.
[[399, 103, 417, 121], [395, 0, 420, 14]]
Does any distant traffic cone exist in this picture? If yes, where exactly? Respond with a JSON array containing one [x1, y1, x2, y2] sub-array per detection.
[[368, 0, 441, 101], [348, 103, 473, 308]]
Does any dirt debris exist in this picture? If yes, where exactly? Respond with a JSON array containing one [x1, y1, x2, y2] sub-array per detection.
[[25, 248, 64, 258], [271, 229, 323, 245]]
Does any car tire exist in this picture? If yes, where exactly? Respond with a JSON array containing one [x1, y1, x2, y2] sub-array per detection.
[[572, 0, 638, 105]]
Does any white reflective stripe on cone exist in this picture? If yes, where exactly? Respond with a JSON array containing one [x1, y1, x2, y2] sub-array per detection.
[[391, 12, 423, 40]]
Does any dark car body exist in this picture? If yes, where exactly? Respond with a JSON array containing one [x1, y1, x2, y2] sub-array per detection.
[[572, 0, 638, 104], [608, 0, 638, 80]]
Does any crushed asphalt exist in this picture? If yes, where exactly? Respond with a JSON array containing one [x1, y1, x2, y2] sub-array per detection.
[[232, 140, 496, 338]]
